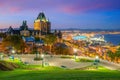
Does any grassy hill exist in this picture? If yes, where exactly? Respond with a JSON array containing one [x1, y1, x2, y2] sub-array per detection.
[[0, 60, 120, 80], [0, 60, 19, 71]]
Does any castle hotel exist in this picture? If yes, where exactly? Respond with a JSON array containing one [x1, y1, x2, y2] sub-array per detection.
[[0, 12, 62, 53], [6, 12, 51, 36], [34, 12, 51, 34]]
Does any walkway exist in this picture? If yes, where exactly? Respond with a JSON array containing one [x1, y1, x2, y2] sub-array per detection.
[[78, 56, 120, 70], [4, 54, 120, 70]]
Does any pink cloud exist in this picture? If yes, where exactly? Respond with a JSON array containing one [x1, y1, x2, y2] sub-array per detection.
[[0, 0, 120, 15], [9, 7, 21, 13], [0, 7, 21, 15], [58, 2, 114, 14], [0, 3, 3, 7]]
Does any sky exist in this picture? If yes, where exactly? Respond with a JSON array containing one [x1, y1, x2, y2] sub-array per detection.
[[0, 0, 120, 29]]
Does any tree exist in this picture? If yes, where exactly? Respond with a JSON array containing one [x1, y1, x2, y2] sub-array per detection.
[[54, 44, 64, 55], [54, 43, 71, 55], [0, 33, 6, 38], [115, 47, 120, 63], [2, 35, 26, 53], [118, 43, 120, 46], [107, 50, 115, 62], [35, 37, 40, 41], [43, 34, 57, 53]]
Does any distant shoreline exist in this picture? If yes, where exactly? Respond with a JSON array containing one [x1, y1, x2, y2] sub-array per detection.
[[52, 28, 120, 31], [1, 28, 120, 34]]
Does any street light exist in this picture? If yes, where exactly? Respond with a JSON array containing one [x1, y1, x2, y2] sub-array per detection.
[[12, 50, 15, 54], [74, 48, 77, 60], [94, 56, 100, 69], [96, 56, 99, 59], [36, 51, 40, 58], [11, 49, 15, 61], [0, 53, 3, 60], [41, 54, 44, 67]]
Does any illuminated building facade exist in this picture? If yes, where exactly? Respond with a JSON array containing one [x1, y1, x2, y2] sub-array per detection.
[[34, 12, 51, 34], [6, 12, 51, 36]]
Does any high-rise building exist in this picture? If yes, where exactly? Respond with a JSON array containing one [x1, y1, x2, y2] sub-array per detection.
[[34, 12, 51, 34]]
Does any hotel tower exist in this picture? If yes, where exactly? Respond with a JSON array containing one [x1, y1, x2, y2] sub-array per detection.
[[34, 12, 51, 34]]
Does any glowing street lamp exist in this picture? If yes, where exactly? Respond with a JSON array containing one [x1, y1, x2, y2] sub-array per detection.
[[41, 54, 44, 59], [96, 56, 99, 60], [74, 48, 77, 53], [94, 56, 100, 69], [11, 49, 15, 61], [74, 48, 78, 60], [12, 50, 15, 54], [41, 54, 44, 67]]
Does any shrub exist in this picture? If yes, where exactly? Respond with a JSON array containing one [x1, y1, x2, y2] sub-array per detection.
[[76, 58, 93, 62], [34, 57, 43, 61], [60, 56, 74, 59]]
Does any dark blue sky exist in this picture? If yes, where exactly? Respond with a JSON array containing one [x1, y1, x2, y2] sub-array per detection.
[[0, 0, 120, 29]]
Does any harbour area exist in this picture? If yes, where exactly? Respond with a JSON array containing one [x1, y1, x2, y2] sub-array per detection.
[[61, 30, 120, 63]]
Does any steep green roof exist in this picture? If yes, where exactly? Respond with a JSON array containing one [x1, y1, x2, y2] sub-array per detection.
[[37, 12, 48, 22]]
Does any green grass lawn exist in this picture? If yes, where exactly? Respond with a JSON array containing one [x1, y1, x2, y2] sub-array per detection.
[[0, 60, 120, 80], [0, 69, 120, 80], [0, 66, 120, 80]]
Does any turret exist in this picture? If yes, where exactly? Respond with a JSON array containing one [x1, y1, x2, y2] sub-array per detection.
[[20, 20, 28, 30]]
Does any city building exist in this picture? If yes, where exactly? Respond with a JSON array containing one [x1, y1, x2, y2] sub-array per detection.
[[20, 20, 30, 36], [6, 12, 51, 36], [34, 12, 51, 35], [4, 12, 50, 53]]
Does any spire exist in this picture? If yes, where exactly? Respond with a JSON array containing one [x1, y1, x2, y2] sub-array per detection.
[[7, 26, 14, 33], [22, 20, 27, 26], [20, 20, 28, 30], [37, 12, 46, 21]]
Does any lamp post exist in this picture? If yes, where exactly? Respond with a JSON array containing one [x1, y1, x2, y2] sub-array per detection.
[[36, 51, 39, 58], [74, 48, 77, 60], [11, 49, 15, 61], [41, 54, 44, 67], [12, 50, 15, 54], [94, 56, 100, 69], [95, 56, 99, 60], [0, 53, 3, 60]]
